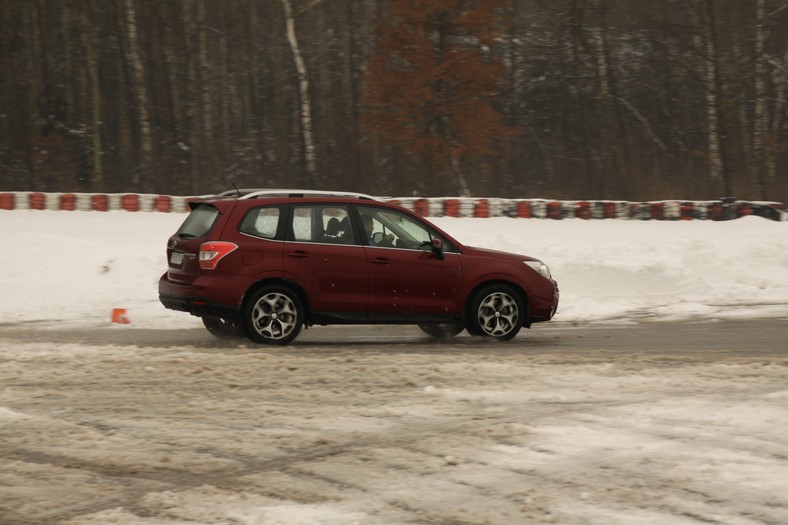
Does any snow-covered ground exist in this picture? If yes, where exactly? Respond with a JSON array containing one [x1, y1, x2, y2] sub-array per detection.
[[1, 210, 788, 525], [1, 210, 788, 328]]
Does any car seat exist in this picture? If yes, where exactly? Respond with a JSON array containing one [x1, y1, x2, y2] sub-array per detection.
[[337, 216, 353, 243], [324, 217, 341, 242]]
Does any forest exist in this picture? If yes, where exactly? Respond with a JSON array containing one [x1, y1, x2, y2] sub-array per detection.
[[1, 0, 786, 202]]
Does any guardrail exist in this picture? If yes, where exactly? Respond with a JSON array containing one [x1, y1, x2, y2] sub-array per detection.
[[0, 191, 784, 221]]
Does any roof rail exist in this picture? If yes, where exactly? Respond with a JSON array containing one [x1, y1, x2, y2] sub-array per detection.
[[215, 189, 255, 197], [236, 189, 381, 201]]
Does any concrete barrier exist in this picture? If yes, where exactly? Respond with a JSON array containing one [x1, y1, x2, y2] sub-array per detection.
[[0, 191, 783, 221]]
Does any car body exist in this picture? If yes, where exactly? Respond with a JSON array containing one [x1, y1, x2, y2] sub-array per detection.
[[159, 189, 559, 344]]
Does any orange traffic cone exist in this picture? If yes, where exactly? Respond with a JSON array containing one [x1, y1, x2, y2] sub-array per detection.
[[111, 308, 130, 324]]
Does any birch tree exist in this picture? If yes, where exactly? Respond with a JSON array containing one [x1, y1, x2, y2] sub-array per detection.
[[698, 0, 728, 194], [281, 0, 318, 186]]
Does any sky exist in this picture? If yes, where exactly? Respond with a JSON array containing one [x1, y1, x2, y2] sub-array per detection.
[[1, 210, 787, 328], [1, 209, 788, 525]]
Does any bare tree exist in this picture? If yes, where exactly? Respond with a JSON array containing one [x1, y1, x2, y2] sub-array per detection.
[[80, 4, 103, 190], [121, 0, 153, 189], [589, 0, 625, 197], [1, 0, 786, 202], [752, 0, 767, 199]]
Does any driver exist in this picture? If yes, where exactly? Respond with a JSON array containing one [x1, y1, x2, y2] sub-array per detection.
[[362, 214, 394, 246]]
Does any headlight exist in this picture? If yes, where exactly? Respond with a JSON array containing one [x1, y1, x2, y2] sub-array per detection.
[[524, 260, 551, 279]]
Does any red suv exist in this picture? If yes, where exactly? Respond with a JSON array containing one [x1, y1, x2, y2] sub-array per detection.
[[159, 190, 559, 344]]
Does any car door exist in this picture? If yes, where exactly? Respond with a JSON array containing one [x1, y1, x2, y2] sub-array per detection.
[[282, 204, 368, 318], [358, 205, 462, 320]]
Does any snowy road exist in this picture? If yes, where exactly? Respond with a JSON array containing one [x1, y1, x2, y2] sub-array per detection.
[[2, 320, 788, 525]]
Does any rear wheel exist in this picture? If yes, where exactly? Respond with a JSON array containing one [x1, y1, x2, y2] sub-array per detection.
[[244, 285, 304, 345], [202, 315, 244, 339], [418, 321, 465, 339], [468, 285, 524, 341]]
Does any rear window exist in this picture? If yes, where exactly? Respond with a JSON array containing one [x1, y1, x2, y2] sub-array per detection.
[[176, 204, 219, 238]]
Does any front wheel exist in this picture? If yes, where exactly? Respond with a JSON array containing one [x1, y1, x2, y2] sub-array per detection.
[[244, 285, 304, 345], [418, 321, 465, 339], [468, 285, 524, 341]]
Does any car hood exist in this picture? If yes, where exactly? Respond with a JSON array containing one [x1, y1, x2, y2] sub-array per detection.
[[462, 245, 540, 263]]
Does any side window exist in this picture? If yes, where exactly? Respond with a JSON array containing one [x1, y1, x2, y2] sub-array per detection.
[[291, 205, 355, 245], [291, 206, 314, 241], [239, 206, 281, 239], [358, 206, 434, 250]]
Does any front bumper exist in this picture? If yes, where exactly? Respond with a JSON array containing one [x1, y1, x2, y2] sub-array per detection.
[[529, 282, 559, 323]]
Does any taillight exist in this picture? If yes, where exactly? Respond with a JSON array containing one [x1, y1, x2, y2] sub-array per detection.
[[199, 241, 238, 270]]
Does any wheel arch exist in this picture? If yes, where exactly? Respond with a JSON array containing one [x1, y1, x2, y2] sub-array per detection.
[[465, 279, 531, 328]]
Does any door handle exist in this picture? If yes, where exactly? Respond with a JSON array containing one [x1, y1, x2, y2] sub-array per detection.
[[287, 250, 309, 258], [370, 257, 390, 265]]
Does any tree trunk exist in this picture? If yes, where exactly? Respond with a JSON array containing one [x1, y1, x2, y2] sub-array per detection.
[[198, 0, 215, 190], [589, 0, 624, 198], [219, 30, 231, 186], [281, 0, 317, 187], [569, 0, 597, 197], [697, 0, 727, 195], [752, 0, 767, 199], [450, 148, 471, 197], [766, 44, 787, 187], [25, 3, 43, 187], [181, 0, 200, 194], [122, 0, 152, 189], [80, 7, 103, 190], [60, 4, 74, 123]]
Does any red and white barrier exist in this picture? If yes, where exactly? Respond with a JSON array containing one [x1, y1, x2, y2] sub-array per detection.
[[0, 191, 784, 221]]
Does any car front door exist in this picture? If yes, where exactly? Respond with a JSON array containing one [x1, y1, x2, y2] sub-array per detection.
[[358, 206, 462, 320]]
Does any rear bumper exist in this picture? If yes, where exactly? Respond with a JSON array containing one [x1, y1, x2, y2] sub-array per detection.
[[159, 293, 238, 319], [158, 273, 239, 319]]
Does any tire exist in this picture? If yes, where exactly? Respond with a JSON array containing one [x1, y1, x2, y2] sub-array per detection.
[[202, 315, 244, 339], [468, 285, 524, 341], [243, 285, 304, 345], [418, 321, 465, 339]]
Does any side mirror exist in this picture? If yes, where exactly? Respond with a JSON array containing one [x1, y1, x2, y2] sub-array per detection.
[[431, 238, 444, 260]]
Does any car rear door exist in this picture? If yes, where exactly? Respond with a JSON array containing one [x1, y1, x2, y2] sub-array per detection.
[[282, 203, 368, 316]]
